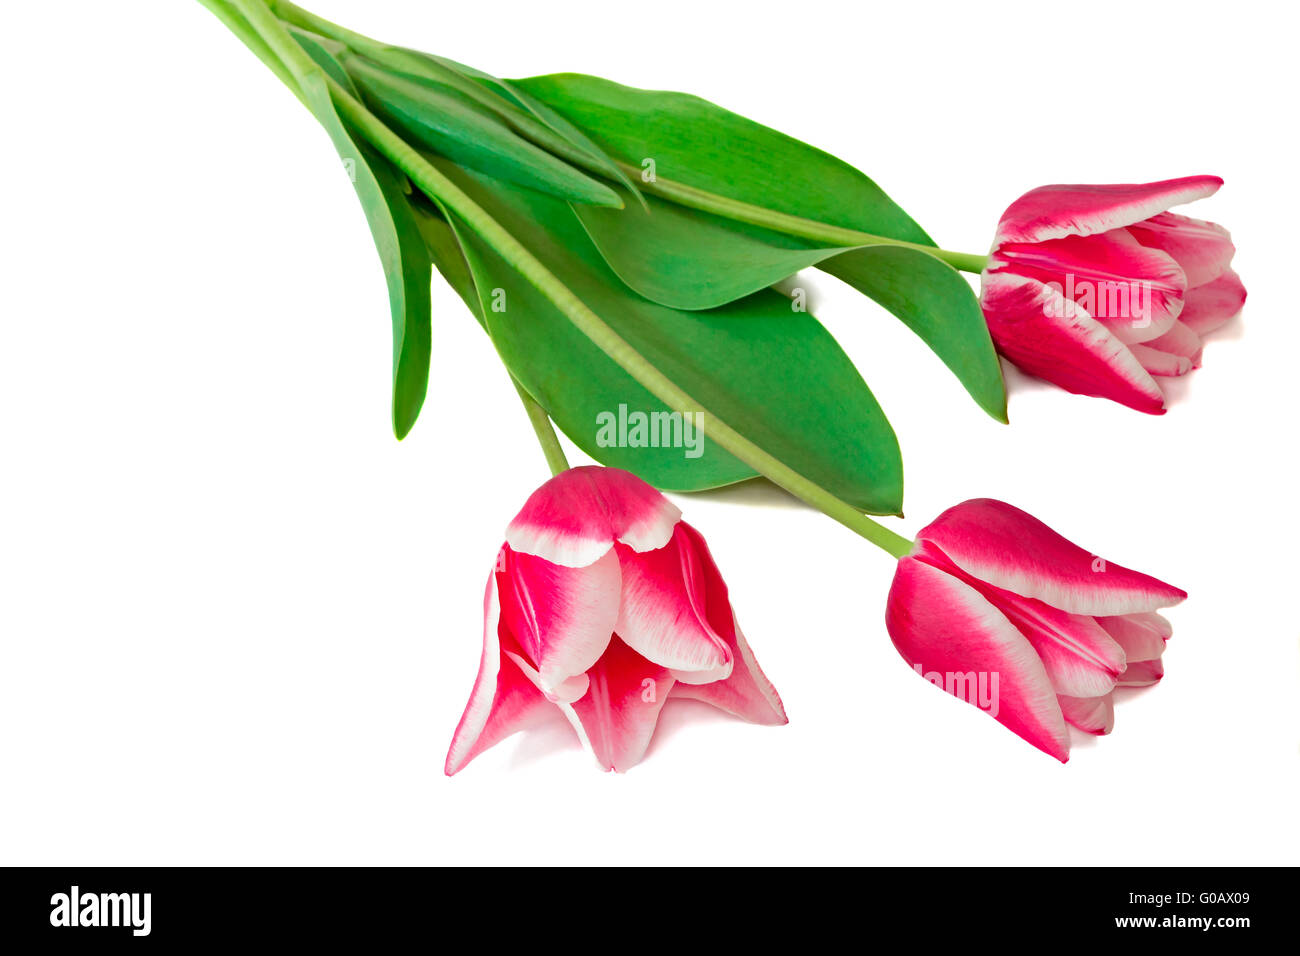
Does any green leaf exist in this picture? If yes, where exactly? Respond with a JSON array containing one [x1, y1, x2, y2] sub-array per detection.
[[569, 184, 1005, 420], [410, 198, 484, 325], [512, 72, 933, 244], [285, 41, 433, 439], [573, 187, 850, 310], [345, 56, 624, 209], [434, 161, 903, 514], [288, 26, 359, 95], [820, 247, 1007, 422], [510, 73, 1005, 420], [401, 52, 644, 202]]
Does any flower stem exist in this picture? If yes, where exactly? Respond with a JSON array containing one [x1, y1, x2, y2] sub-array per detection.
[[215, 0, 916, 562], [513, 380, 570, 477], [624, 167, 989, 274]]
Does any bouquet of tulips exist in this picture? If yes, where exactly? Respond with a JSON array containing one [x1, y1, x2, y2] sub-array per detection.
[[199, 0, 1244, 770]]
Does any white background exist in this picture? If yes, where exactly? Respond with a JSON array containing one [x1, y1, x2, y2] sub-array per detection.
[[2, 0, 1296, 865]]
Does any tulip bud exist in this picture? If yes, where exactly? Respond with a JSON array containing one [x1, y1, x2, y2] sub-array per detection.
[[980, 176, 1244, 412], [446, 466, 786, 774], [885, 499, 1185, 761]]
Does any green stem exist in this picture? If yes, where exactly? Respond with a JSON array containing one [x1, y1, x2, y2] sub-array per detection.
[[625, 166, 988, 273], [513, 380, 570, 477], [218, 0, 916, 561], [269, 0, 376, 54], [199, 1, 304, 98]]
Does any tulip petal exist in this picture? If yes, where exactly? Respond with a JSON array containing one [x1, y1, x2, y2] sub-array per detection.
[[1178, 269, 1247, 337], [445, 572, 554, 776], [1059, 693, 1115, 735], [506, 465, 681, 568], [957, 571, 1126, 698], [990, 230, 1186, 344], [1130, 344, 1193, 377], [1132, 610, 1173, 639], [917, 498, 1188, 616], [992, 176, 1223, 246], [498, 545, 619, 700], [1144, 321, 1203, 364], [887, 555, 1071, 762], [1129, 212, 1234, 288], [1116, 659, 1165, 687], [1097, 614, 1169, 663], [980, 271, 1166, 413], [568, 636, 675, 772], [664, 524, 788, 725], [614, 525, 733, 684]]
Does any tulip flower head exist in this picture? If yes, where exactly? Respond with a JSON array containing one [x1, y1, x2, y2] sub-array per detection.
[[885, 499, 1186, 761], [980, 176, 1244, 413], [446, 466, 787, 774]]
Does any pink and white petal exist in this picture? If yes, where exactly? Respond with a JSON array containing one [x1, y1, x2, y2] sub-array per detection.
[[960, 573, 1126, 698], [1098, 614, 1169, 663], [445, 572, 556, 776], [506, 465, 681, 568], [1129, 610, 1174, 640], [991, 230, 1185, 344], [1145, 321, 1203, 363], [1130, 344, 1193, 377], [980, 271, 1166, 414], [498, 545, 619, 700], [1129, 212, 1234, 288], [886, 555, 1071, 762], [569, 636, 676, 772], [992, 176, 1223, 246], [614, 524, 732, 684], [1059, 693, 1115, 735], [1179, 269, 1247, 337], [916, 498, 1188, 616], [664, 524, 787, 725], [1117, 659, 1165, 687]]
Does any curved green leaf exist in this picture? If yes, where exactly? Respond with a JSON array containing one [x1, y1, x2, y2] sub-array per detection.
[[436, 161, 903, 513], [511, 73, 1004, 421], [512, 71, 933, 244], [284, 36, 433, 439], [574, 187, 851, 310], [820, 247, 1007, 422], [571, 186, 1005, 420]]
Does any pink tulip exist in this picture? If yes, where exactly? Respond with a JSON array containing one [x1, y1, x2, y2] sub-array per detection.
[[980, 176, 1245, 413], [445, 466, 787, 774], [885, 499, 1186, 761]]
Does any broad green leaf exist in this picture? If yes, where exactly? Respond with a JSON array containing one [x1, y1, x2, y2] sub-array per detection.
[[820, 248, 1007, 422], [346, 57, 623, 209], [572, 186, 1005, 420], [434, 160, 903, 513], [512, 72, 933, 244], [512, 73, 1004, 421], [573, 187, 852, 309], [284, 46, 433, 439]]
